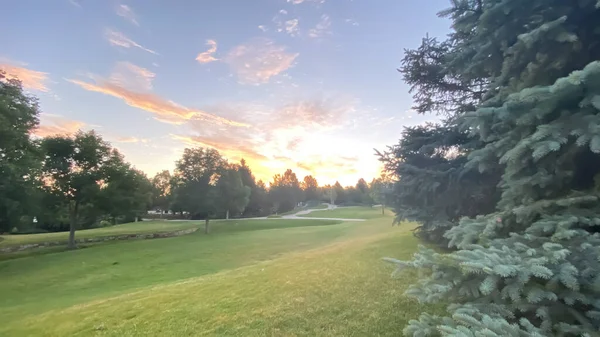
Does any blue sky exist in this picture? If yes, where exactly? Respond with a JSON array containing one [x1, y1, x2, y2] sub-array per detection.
[[1, 0, 450, 185]]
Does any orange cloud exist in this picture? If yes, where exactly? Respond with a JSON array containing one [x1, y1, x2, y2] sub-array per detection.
[[116, 4, 139, 26], [109, 61, 155, 91], [196, 40, 218, 64], [0, 63, 49, 92], [105, 29, 157, 55], [67, 78, 248, 127], [33, 114, 86, 137], [225, 38, 298, 84]]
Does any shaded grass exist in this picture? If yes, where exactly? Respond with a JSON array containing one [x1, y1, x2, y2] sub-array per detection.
[[0, 216, 445, 336], [300, 206, 384, 219], [0, 221, 202, 248]]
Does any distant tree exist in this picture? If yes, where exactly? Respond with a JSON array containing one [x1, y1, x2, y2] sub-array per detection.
[[98, 151, 153, 224], [0, 73, 41, 233], [369, 175, 393, 215], [319, 184, 336, 204], [151, 170, 172, 213], [301, 175, 319, 202], [215, 165, 250, 219], [269, 169, 302, 213], [239, 159, 267, 217], [170, 147, 226, 233], [41, 131, 112, 248], [332, 181, 346, 205]]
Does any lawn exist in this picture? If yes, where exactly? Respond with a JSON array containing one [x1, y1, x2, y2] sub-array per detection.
[[0, 216, 443, 336], [300, 206, 385, 219], [0, 221, 202, 248]]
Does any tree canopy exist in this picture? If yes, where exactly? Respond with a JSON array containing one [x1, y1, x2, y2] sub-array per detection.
[[384, 0, 600, 335]]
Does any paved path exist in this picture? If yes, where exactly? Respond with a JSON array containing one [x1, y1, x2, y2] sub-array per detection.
[[232, 204, 365, 222], [153, 204, 366, 222]]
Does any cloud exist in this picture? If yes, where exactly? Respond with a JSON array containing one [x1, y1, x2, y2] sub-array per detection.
[[308, 14, 332, 38], [67, 77, 248, 127], [68, 0, 81, 7], [287, 0, 325, 4], [258, 25, 268, 32], [116, 136, 148, 143], [345, 18, 359, 26], [109, 61, 155, 91], [105, 29, 157, 55], [196, 39, 218, 64], [33, 114, 86, 137], [0, 62, 49, 91], [273, 96, 356, 130], [225, 38, 298, 84], [284, 19, 299, 36], [116, 4, 139, 26]]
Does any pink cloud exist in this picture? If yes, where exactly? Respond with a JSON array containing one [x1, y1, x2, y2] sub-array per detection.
[[33, 114, 86, 137], [225, 38, 298, 84], [196, 40, 219, 64], [67, 76, 247, 127], [109, 61, 155, 91], [0, 63, 49, 92]]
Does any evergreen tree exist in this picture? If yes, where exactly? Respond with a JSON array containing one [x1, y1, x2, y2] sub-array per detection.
[[388, 1, 600, 335]]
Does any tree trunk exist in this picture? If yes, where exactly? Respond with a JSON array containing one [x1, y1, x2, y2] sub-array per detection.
[[226, 210, 230, 220], [204, 218, 210, 234], [381, 203, 385, 215], [68, 201, 79, 249]]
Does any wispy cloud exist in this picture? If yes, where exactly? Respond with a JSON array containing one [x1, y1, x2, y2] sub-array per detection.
[[68, 0, 81, 7], [168, 95, 363, 183], [345, 18, 359, 26], [287, 0, 325, 4], [67, 76, 248, 127], [258, 25, 268, 32], [225, 38, 298, 85], [308, 14, 332, 38], [116, 136, 148, 143], [0, 62, 49, 92], [109, 61, 155, 91], [105, 29, 157, 55], [33, 114, 86, 137], [196, 39, 218, 64], [116, 4, 139, 26]]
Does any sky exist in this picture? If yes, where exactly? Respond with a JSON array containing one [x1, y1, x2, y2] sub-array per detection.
[[1, 0, 450, 186]]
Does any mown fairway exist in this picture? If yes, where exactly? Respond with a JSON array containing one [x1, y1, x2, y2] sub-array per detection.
[[299, 206, 385, 219], [0, 213, 443, 336]]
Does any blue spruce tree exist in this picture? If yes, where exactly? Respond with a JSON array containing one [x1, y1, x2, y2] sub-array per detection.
[[387, 0, 600, 335]]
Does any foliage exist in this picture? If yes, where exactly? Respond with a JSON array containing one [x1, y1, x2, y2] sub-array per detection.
[[0, 73, 41, 233], [150, 170, 171, 212], [41, 131, 113, 248], [387, 0, 600, 335], [97, 152, 153, 223], [269, 169, 302, 213], [170, 147, 226, 220], [215, 165, 251, 219], [379, 122, 499, 245], [302, 175, 320, 201]]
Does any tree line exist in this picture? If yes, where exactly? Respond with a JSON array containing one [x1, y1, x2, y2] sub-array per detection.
[[1, 72, 389, 248], [381, 0, 600, 335]]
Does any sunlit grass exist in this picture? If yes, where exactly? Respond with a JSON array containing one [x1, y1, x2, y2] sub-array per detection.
[[300, 206, 384, 219], [0, 216, 444, 336], [0, 221, 201, 248]]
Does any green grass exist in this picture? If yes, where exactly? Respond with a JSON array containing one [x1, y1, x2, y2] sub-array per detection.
[[0, 216, 443, 336], [300, 206, 385, 219], [0, 221, 202, 248]]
